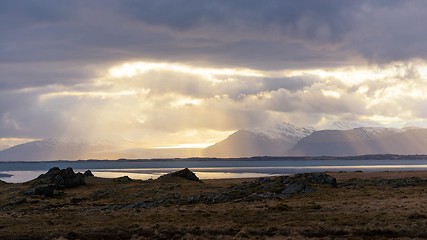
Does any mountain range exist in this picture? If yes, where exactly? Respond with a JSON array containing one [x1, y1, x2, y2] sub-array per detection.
[[203, 123, 314, 157], [0, 138, 123, 161], [289, 127, 427, 156], [1, 123, 427, 161]]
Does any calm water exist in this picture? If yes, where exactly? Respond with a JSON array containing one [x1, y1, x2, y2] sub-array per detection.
[[2, 159, 427, 183]]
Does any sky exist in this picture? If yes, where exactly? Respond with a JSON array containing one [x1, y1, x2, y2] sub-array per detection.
[[2, 0, 427, 150]]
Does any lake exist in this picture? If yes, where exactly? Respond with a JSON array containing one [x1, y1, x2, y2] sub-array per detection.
[[2, 158, 427, 183]]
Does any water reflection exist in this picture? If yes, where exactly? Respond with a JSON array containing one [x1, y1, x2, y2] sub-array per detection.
[[2, 160, 427, 183], [0, 171, 46, 183], [0, 170, 277, 183], [92, 171, 162, 180]]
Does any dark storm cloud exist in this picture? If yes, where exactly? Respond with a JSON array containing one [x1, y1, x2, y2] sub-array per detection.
[[0, 0, 420, 70], [119, 0, 356, 41], [350, 1, 427, 63], [0, 0, 74, 23], [0, 63, 95, 90]]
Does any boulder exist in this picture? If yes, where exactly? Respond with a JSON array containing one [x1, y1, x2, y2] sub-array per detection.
[[36, 167, 86, 188], [83, 170, 94, 177], [23, 184, 55, 197], [115, 176, 133, 183], [24, 167, 87, 197], [158, 168, 200, 182]]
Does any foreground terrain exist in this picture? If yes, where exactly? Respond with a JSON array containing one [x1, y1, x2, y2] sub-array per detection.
[[2, 169, 427, 239]]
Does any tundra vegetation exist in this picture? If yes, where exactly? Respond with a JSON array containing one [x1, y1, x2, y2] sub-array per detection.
[[1, 168, 427, 239]]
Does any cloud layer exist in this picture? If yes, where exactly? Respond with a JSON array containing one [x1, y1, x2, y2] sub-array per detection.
[[1, 1, 427, 148]]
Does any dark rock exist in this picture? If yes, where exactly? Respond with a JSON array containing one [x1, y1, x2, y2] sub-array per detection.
[[282, 183, 315, 196], [83, 170, 94, 177], [292, 172, 337, 187], [158, 168, 200, 182], [23, 184, 55, 197], [115, 176, 133, 182], [24, 167, 86, 197], [244, 192, 281, 201], [35, 167, 86, 188], [181, 172, 337, 204]]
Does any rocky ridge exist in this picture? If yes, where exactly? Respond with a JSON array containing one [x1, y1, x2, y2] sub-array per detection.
[[114, 170, 338, 209], [23, 167, 91, 197], [158, 168, 201, 182]]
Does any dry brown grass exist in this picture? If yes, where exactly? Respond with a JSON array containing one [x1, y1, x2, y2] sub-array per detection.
[[2, 171, 427, 239]]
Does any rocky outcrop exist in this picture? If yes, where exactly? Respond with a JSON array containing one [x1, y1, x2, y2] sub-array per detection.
[[24, 167, 89, 197], [289, 172, 337, 187], [158, 168, 200, 182], [83, 170, 94, 177], [115, 176, 133, 183], [197, 172, 338, 202], [35, 167, 86, 188], [122, 172, 337, 209], [23, 184, 55, 197]]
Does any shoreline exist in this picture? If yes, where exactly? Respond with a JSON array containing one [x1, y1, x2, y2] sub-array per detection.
[[0, 173, 11, 178], [1, 153, 427, 163]]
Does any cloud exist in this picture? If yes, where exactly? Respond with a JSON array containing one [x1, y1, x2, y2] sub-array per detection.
[[2, 1, 427, 147], [0, 63, 96, 90], [119, 0, 357, 41], [349, 1, 427, 63], [0, 0, 422, 70]]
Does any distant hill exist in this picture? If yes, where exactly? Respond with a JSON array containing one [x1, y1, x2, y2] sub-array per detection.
[[203, 123, 314, 157], [4, 126, 427, 161], [288, 127, 427, 156], [0, 138, 123, 161], [0, 138, 204, 161]]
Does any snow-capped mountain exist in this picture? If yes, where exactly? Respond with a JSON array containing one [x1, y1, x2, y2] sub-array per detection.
[[4, 124, 427, 161], [324, 120, 383, 130], [288, 127, 427, 156], [249, 123, 315, 143], [203, 123, 314, 157]]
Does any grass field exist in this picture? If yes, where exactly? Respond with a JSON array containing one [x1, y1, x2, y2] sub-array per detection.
[[1, 171, 427, 239]]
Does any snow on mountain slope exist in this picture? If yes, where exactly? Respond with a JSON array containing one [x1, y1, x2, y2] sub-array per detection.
[[288, 127, 424, 156], [203, 123, 314, 158], [250, 123, 315, 142], [325, 120, 383, 130]]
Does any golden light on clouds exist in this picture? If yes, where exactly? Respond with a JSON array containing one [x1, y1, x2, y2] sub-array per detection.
[[108, 61, 264, 82], [104, 59, 427, 127], [285, 60, 427, 86], [150, 143, 214, 149], [8, 59, 427, 151], [170, 98, 203, 108], [321, 90, 341, 99], [39, 90, 138, 101]]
